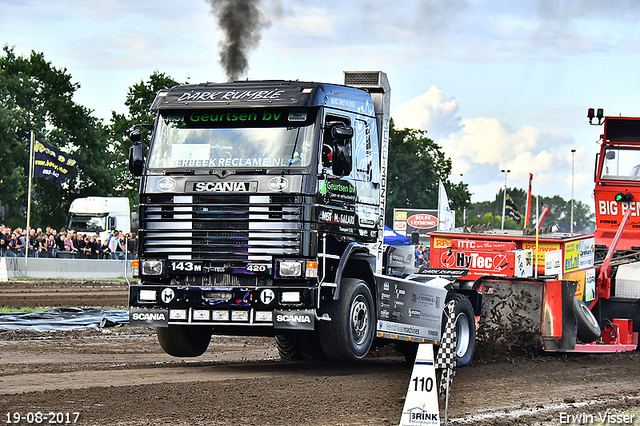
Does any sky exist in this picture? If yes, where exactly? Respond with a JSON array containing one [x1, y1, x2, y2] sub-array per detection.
[[2, 0, 640, 211]]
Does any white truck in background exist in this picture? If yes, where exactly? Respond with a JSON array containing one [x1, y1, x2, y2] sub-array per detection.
[[66, 197, 132, 241]]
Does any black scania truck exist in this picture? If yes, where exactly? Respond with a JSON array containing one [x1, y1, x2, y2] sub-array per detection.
[[127, 71, 475, 363]]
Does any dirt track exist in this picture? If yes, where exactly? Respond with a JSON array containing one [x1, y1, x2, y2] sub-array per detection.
[[1, 280, 639, 426]]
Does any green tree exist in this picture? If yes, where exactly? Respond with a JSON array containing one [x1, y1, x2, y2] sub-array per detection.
[[386, 120, 471, 226], [107, 71, 182, 205], [467, 188, 595, 232], [0, 46, 115, 229]]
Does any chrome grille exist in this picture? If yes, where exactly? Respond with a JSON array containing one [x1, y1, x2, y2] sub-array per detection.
[[141, 194, 302, 261]]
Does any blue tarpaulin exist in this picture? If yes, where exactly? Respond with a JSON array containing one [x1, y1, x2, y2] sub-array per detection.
[[383, 225, 410, 246]]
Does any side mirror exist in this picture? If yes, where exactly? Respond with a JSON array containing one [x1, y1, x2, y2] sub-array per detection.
[[108, 217, 117, 231], [130, 128, 142, 143], [605, 150, 616, 160], [331, 123, 353, 140], [129, 142, 144, 177]]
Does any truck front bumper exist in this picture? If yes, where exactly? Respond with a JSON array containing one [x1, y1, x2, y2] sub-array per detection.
[[128, 284, 317, 330]]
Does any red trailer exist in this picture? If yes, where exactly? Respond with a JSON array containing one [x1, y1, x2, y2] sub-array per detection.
[[425, 227, 637, 352]]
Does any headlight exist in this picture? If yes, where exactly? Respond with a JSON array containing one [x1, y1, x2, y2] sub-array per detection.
[[142, 260, 163, 275], [278, 260, 303, 277]]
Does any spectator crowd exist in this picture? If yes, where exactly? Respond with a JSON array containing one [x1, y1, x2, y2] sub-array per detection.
[[0, 224, 137, 260]]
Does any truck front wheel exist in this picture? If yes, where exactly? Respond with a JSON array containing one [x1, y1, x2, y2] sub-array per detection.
[[156, 325, 212, 357], [319, 278, 375, 360]]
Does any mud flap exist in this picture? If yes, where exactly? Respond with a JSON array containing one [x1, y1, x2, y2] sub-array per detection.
[[541, 280, 578, 351]]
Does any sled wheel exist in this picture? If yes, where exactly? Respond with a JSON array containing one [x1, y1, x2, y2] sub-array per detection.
[[444, 293, 476, 367], [573, 297, 601, 343], [319, 278, 375, 360], [156, 325, 212, 357]]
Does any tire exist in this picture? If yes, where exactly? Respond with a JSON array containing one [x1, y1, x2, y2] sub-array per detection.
[[573, 297, 601, 343], [275, 334, 302, 361], [156, 325, 212, 357], [443, 293, 476, 367], [276, 332, 326, 361], [299, 331, 327, 361], [319, 278, 375, 360]]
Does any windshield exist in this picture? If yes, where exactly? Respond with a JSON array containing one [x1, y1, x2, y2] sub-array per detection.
[[68, 215, 107, 233], [148, 107, 318, 169], [600, 146, 640, 181]]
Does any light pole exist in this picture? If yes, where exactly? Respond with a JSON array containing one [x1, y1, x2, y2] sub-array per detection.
[[571, 149, 576, 232], [501, 169, 510, 229]]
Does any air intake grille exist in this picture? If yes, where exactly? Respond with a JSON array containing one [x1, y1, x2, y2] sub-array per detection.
[[344, 71, 381, 86], [141, 194, 302, 262]]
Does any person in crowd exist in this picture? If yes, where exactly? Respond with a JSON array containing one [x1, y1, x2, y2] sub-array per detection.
[[415, 243, 425, 268], [0, 225, 8, 256], [107, 230, 121, 260], [35, 230, 47, 258], [10, 229, 25, 257], [63, 232, 76, 253], [26, 228, 38, 257], [46, 234, 57, 258], [75, 233, 86, 258], [127, 232, 137, 260], [102, 236, 111, 259], [55, 228, 66, 252]]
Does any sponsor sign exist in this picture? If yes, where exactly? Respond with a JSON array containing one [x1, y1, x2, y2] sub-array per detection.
[[514, 249, 533, 277], [273, 309, 315, 331], [579, 237, 595, 270], [521, 241, 561, 274], [545, 250, 563, 276], [584, 268, 596, 302], [432, 247, 514, 278], [129, 308, 169, 327], [407, 214, 438, 229], [318, 208, 356, 226], [394, 222, 407, 231], [375, 275, 447, 341], [394, 209, 441, 242], [563, 241, 580, 273], [451, 239, 516, 251], [567, 268, 597, 302], [319, 179, 356, 202]]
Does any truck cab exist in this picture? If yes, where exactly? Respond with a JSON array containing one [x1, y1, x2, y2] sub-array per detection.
[[127, 72, 410, 360], [592, 113, 640, 253]]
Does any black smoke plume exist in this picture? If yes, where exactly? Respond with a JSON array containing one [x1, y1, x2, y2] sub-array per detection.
[[207, 0, 270, 82]]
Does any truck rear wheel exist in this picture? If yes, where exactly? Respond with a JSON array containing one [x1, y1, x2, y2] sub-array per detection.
[[319, 278, 375, 360], [444, 293, 476, 367], [156, 325, 212, 357]]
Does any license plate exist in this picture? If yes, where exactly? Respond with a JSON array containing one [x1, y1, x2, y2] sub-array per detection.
[[168, 260, 204, 273]]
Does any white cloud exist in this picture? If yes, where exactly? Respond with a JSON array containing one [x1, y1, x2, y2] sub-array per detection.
[[393, 86, 586, 203], [393, 86, 462, 139]]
